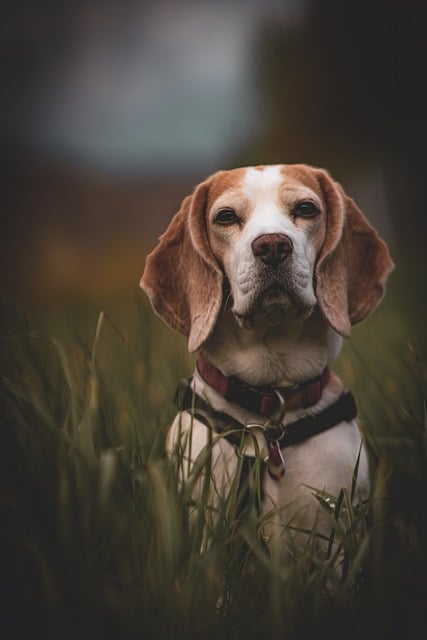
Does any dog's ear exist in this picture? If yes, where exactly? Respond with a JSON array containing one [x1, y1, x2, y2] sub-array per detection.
[[140, 179, 223, 352], [314, 169, 394, 338]]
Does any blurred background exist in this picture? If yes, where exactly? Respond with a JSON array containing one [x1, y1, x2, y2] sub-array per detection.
[[1, 0, 426, 351], [2, 4, 427, 636]]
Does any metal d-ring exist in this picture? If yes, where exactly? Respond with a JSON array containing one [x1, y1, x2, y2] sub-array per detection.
[[266, 422, 286, 442], [272, 390, 286, 424], [245, 390, 286, 442]]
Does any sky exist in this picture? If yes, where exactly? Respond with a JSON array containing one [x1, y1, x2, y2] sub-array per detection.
[[31, 0, 308, 174]]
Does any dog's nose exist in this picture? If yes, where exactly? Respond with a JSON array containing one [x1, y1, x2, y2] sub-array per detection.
[[251, 233, 293, 266]]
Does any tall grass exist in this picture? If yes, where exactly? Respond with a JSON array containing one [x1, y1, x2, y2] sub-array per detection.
[[0, 289, 426, 640]]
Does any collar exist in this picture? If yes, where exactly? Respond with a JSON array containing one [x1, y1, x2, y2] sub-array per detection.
[[175, 377, 358, 481], [196, 355, 331, 417]]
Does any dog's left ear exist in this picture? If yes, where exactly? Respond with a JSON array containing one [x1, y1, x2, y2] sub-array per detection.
[[314, 169, 394, 338], [140, 178, 223, 352]]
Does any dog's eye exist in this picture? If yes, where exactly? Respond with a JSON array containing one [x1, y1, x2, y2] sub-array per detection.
[[214, 208, 240, 225], [292, 201, 320, 218]]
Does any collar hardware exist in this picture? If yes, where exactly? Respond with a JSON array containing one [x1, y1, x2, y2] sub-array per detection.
[[266, 441, 286, 480]]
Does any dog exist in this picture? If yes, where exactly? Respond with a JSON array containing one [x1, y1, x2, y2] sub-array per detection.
[[140, 164, 393, 547]]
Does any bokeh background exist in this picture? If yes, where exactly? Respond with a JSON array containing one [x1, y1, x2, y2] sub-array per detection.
[[1, 0, 426, 351]]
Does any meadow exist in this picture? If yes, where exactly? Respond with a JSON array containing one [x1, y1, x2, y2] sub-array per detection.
[[1, 260, 426, 639]]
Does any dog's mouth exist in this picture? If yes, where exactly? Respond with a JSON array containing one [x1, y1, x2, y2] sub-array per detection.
[[232, 282, 312, 329], [261, 283, 293, 304]]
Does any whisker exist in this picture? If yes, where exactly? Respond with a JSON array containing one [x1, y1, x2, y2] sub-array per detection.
[[222, 290, 233, 316]]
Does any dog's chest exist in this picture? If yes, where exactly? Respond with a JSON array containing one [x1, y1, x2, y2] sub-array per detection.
[[167, 410, 369, 530], [260, 422, 369, 522]]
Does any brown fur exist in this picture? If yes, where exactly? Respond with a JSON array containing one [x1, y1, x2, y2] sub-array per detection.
[[314, 168, 394, 337]]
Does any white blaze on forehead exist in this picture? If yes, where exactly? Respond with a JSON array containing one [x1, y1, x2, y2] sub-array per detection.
[[244, 165, 284, 209], [243, 165, 292, 237]]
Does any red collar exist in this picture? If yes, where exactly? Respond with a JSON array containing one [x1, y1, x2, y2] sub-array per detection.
[[196, 355, 330, 417]]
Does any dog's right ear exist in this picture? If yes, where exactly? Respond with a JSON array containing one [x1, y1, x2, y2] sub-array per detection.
[[140, 179, 223, 353], [314, 168, 394, 337]]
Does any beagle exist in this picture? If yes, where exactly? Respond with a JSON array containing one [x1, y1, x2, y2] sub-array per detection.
[[141, 164, 393, 543]]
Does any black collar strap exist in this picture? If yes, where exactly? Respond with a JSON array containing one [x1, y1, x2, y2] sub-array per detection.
[[175, 377, 357, 451]]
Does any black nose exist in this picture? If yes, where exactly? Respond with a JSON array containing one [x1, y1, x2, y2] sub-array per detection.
[[251, 233, 293, 266]]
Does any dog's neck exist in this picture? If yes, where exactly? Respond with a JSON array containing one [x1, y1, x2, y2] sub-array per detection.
[[201, 306, 342, 387]]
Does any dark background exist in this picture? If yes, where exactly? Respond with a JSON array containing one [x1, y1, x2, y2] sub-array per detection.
[[1, 0, 426, 347]]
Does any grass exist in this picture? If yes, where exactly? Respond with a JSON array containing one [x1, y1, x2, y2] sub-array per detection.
[[0, 285, 426, 640]]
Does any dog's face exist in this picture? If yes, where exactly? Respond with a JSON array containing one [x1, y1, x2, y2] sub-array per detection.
[[141, 164, 394, 353], [205, 165, 327, 329]]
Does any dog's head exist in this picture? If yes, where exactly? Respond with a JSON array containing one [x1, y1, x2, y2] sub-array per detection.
[[141, 164, 394, 352]]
